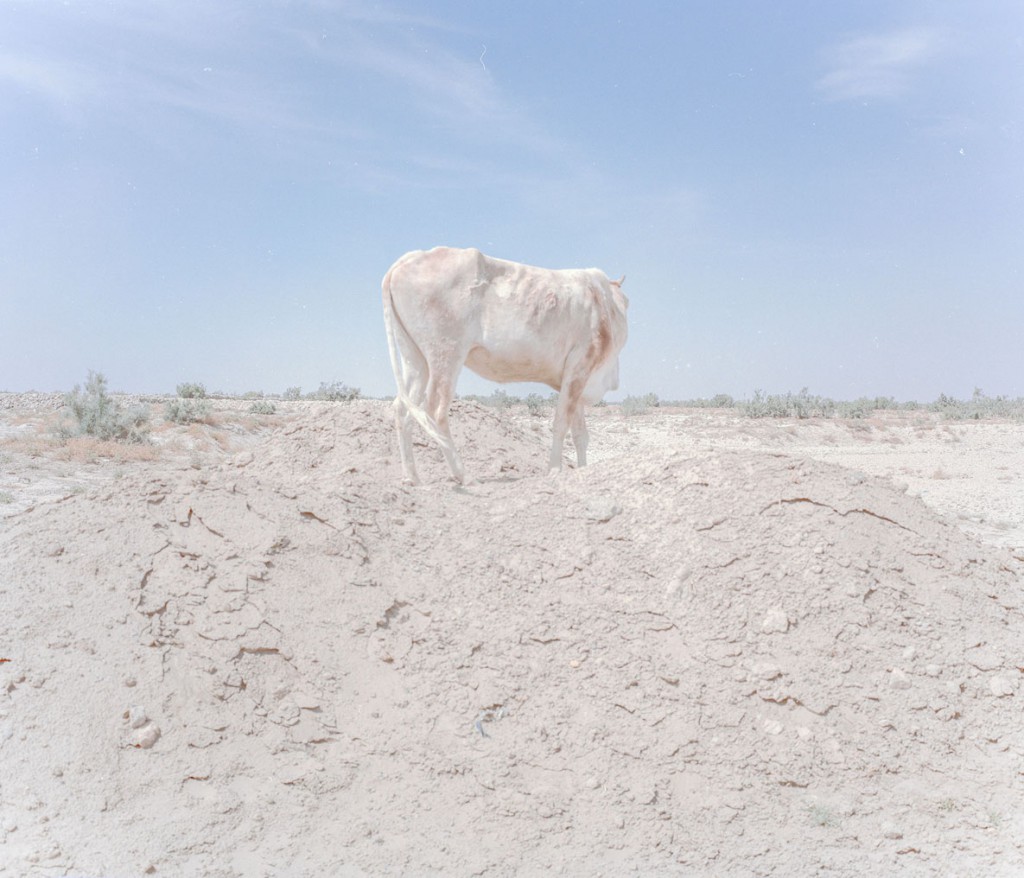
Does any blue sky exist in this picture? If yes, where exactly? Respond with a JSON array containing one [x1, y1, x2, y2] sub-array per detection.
[[1, 0, 1022, 400]]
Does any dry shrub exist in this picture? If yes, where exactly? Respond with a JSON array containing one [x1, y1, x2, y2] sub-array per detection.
[[56, 437, 161, 463], [2, 434, 51, 458], [2, 433, 160, 464]]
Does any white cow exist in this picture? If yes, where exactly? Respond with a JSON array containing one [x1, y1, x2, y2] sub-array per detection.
[[382, 246, 629, 484]]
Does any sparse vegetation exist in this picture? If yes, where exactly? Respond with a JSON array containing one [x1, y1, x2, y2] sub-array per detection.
[[930, 388, 1024, 420], [283, 386, 303, 400], [524, 393, 549, 416], [690, 393, 736, 408], [0, 491, 13, 504], [607, 388, 1017, 421], [249, 400, 277, 415], [484, 389, 514, 411], [57, 371, 150, 443], [619, 394, 658, 417], [242, 390, 264, 400], [742, 388, 836, 419], [462, 390, 560, 413], [310, 381, 360, 402], [176, 382, 207, 399], [165, 396, 212, 424]]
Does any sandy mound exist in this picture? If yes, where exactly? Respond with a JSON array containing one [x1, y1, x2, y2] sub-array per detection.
[[2, 403, 1022, 876]]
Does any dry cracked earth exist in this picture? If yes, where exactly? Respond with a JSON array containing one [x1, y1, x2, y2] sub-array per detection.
[[1, 394, 1023, 876]]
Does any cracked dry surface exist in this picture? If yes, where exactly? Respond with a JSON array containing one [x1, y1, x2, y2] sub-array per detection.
[[1, 397, 1023, 876]]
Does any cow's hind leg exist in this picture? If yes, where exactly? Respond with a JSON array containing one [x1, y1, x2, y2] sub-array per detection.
[[393, 395, 420, 485], [550, 387, 582, 472], [570, 405, 589, 467], [424, 369, 466, 484]]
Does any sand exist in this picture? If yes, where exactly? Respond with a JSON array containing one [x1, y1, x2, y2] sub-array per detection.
[[1, 395, 1022, 876]]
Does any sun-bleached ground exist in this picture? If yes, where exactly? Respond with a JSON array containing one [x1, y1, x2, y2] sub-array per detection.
[[2, 394, 1022, 876]]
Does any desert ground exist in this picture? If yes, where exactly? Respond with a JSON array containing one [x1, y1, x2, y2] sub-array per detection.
[[1, 393, 1023, 876]]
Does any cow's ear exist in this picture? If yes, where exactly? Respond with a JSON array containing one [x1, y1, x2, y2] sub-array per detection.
[[612, 275, 626, 287]]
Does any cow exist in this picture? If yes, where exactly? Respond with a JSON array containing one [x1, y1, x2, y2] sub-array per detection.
[[382, 246, 629, 484]]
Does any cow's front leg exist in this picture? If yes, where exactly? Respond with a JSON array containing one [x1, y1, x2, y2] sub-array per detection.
[[570, 406, 589, 467], [550, 378, 586, 472]]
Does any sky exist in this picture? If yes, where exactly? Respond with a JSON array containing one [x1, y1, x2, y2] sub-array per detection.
[[1, 0, 1022, 401]]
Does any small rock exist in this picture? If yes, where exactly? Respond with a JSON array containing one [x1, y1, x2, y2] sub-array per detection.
[[902, 646, 916, 661], [127, 705, 148, 729], [889, 669, 912, 690], [764, 720, 784, 736], [924, 664, 941, 678], [881, 822, 903, 840], [133, 723, 161, 749], [585, 497, 622, 523], [761, 608, 789, 634], [751, 662, 782, 681], [124, 676, 137, 688], [989, 676, 1014, 697], [796, 726, 813, 741]]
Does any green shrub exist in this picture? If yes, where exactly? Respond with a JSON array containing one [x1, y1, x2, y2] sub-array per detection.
[[165, 397, 212, 424], [524, 393, 548, 416], [930, 388, 1024, 420], [242, 390, 264, 400], [249, 400, 277, 415], [835, 398, 875, 419], [310, 381, 360, 402], [57, 371, 150, 443], [283, 386, 302, 400], [742, 388, 836, 419], [619, 394, 651, 417], [486, 389, 516, 411], [660, 393, 736, 408], [176, 382, 207, 399]]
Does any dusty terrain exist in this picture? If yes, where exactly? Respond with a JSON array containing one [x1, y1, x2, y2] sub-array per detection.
[[1, 394, 1023, 876]]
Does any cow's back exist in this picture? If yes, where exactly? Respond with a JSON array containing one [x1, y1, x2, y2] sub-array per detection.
[[384, 246, 624, 390]]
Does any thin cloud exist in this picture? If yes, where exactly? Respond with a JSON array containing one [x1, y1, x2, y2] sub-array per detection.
[[817, 27, 946, 101], [1, 2, 567, 171], [0, 54, 99, 106]]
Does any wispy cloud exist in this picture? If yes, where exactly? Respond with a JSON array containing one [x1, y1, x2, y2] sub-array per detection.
[[1, 1, 569, 177], [817, 27, 947, 102], [0, 54, 99, 106]]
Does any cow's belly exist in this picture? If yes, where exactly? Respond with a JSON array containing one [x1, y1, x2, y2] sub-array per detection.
[[465, 346, 560, 389]]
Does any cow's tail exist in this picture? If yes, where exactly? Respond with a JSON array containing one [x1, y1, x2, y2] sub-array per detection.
[[381, 264, 455, 450]]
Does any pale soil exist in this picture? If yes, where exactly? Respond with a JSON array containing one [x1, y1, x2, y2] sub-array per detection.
[[1, 394, 1022, 876]]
